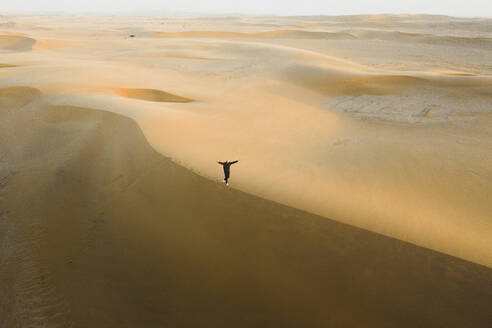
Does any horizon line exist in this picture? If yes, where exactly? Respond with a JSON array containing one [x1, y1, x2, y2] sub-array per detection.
[[1, 11, 491, 19]]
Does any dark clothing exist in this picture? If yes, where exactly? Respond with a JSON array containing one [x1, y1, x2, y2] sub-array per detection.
[[218, 161, 238, 183]]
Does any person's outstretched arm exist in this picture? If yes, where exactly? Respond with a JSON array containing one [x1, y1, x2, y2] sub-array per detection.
[[230, 160, 239, 165], [217, 161, 225, 165]]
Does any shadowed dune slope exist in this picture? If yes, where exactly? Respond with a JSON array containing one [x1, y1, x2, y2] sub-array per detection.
[[316, 75, 429, 96], [0, 35, 36, 51], [0, 86, 41, 109], [1, 89, 491, 327], [295, 72, 492, 98], [108, 87, 193, 103]]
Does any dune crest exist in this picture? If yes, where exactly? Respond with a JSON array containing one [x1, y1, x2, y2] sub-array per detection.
[[106, 87, 193, 103], [0, 14, 490, 270], [1, 13, 492, 326], [1, 88, 491, 327], [349, 30, 492, 50], [318, 75, 429, 96], [153, 29, 356, 39]]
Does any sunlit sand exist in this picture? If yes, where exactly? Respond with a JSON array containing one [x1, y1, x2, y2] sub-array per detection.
[[1, 14, 491, 327]]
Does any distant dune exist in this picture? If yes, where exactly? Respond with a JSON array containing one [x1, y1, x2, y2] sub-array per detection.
[[152, 29, 492, 49], [348, 30, 492, 50], [34, 39, 90, 51], [153, 29, 357, 39], [303, 74, 429, 96], [0, 34, 36, 51], [107, 87, 193, 103]]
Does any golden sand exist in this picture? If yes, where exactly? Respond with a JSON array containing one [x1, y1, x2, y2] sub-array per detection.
[[1, 87, 490, 327], [1, 14, 491, 327], [108, 87, 193, 103]]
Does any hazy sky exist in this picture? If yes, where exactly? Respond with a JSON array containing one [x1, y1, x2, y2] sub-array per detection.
[[1, 0, 491, 17]]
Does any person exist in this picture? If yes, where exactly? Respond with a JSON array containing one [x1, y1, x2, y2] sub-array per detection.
[[217, 160, 239, 186]]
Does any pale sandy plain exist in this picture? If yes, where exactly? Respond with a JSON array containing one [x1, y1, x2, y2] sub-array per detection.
[[1, 14, 492, 327]]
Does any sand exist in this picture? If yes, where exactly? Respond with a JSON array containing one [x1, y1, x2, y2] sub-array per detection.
[[1, 14, 491, 327], [107, 87, 193, 103]]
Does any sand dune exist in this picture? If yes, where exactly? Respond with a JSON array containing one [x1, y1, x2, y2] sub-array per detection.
[[440, 72, 478, 76], [1, 14, 492, 327], [348, 29, 492, 50], [152, 29, 492, 50], [34, 39, 90, 51], [153, 29, 356, 39], [0, 15, 489, 267], [1, 88, 490, 327], [321, 74, 492, 121], [313, 74, 429, 96], [0, 86, 41, 109], [0, 34, 36, 51], [107, 87, 194, 103], [305, 14, 492, 34]]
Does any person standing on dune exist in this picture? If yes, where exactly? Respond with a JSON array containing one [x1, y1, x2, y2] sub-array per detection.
[[217, 160, 239, 186]]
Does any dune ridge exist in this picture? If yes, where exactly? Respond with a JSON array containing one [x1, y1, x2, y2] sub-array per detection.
[[107, 87, 194, 103], [0, 16, 491, 326], [0, 14, 489, 266], [151, 28, 492, 50], [347, 29, 492, 49], [153, 29, 357, 39], [1, 87, 491, 327]]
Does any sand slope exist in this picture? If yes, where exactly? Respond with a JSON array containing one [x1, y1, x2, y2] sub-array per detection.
[[0, 14, 490, 267], [1, 89, 491, 327], [1, 15, 492, 326], [108, 87, 193, 102], [0, 34, 36, 51]]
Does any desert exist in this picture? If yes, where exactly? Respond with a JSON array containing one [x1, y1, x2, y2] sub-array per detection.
[[1, 13, 491, 327]]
